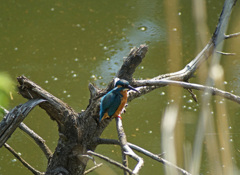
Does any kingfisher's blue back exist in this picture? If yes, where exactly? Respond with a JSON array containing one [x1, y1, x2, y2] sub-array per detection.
[[99, 87, 123, 121]]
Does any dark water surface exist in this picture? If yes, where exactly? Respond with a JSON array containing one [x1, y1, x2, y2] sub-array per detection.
[[0, 0, 240, 175]]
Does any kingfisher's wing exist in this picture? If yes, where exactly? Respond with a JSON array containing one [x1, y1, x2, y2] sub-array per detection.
[[99, 88, 121, 121]]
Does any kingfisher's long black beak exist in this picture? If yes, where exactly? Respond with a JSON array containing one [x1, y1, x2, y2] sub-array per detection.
[[127, 85, 140, 93]]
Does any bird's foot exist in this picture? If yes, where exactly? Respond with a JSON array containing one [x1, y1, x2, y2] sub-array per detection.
[[117, 115, 122, 120]]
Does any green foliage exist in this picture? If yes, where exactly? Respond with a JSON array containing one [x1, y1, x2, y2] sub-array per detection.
[[0, 73, 14, 115]]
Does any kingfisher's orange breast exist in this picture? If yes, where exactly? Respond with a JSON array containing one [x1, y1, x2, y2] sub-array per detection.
[[113, 90, 128, 117]]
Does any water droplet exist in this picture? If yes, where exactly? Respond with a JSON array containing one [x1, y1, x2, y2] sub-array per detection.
[[74, 58, 79, 61], [103, 46, 108, 50], [45, 80, 49, 84], [63, 90, 67, 94], [161, 92, 165, 96], [54, 77, 58, 81], [229, 126, 232, 129], [172, 28, 177, 31], [14, 47, 18, 51], [178, 12, 182, 15], [50, 8, 55, 11], [91, 75, 97, 80], [183, 95, 186, 98], [187, 99, 193, 103], [73, 74, 77, 77], [230, 139, 233, 142], [188, 106, 192, 110], [148, 130, 152, 134], [138, 26, 147, 31], [224, 81, 228, 85], [67, 94, 71, 98], [12, 159, 17, 162], [76, 24, 81, 27], [106, 57, 110, 61]]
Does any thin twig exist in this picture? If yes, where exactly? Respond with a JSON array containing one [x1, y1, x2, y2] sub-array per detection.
[[4, 143, 44, 175], [224, 32, 240, 39], [97, 138, 192, 175], [19, 123, 52, 159], [83, 163, 103, 175], [87, 150, 133, 174], [216, 51, 236, 56], [134, 79, 240, 104]]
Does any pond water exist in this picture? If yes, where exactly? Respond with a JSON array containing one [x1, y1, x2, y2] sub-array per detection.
[[0, 0, 240, 175]]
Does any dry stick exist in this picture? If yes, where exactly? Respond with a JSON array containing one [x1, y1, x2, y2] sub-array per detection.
[[0, 106, 52, 159], [122, 148, 129, 175], [87, 150, 133, 174], [115, 118, 144, 175], [4, 143, 44, 175], [19, 123, 52, 159], [97, 138, 191, 175], [134, 79, 240, 104], [83, 163, 103, 175], [216, 51, 236, 55], [224, 32, 240, 39]]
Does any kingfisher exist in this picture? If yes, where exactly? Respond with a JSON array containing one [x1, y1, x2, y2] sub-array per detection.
[[99, 79, 139, 121]]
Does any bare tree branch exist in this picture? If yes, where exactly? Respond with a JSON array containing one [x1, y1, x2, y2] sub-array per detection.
[[133, 79, 240, 104], [87, 150, 133, 174], [115, 118, 144, 174], [4, 143, 44, 175], [0, 99, 46, 147], [224, 32, 240, 39], [0, 105, 52, 159], [83, 163, 103, 175], [116, 44, 148, 82], [17, 76, 78, 125], [97, 138, 192, 175], [19, 123, 52, 159], [216, 51, 236, 55], [0, 0, 238, 174]]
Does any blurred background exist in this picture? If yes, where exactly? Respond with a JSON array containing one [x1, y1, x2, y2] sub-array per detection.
[[0, 0, 240, 174]]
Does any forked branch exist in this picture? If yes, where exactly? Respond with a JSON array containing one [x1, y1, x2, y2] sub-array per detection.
[[115, 118, 144, 174]]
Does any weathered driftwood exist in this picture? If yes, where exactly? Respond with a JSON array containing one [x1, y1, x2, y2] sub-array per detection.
[[16, 43, 148, 174], [0, 99, 46, 147], [0, 0, 239, 174]]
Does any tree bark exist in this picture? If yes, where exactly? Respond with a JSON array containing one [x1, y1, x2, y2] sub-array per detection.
[[0, 0, 238, 174], [16, 44, 148, 175]]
